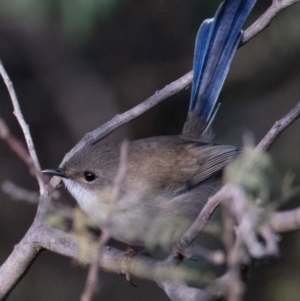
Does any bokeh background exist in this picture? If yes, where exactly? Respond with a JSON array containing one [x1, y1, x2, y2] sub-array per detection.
[[0, 0, 300, 300]]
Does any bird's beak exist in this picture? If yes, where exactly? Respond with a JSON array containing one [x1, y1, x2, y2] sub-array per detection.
[[42, 168, 69, 178]]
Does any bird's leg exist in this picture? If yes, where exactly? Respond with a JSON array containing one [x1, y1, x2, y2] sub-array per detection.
[[121, 245, 150, 285]]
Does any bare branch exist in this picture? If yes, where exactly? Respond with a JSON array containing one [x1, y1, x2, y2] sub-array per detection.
[[80, 252, 99, 301], [0, 234, 40, 300], [2, 180, 39, 204], [0, 118, 36, 175], [81, 141, 129, 301], [0, 61, 45, 193], [61, 72, 192, 164], [0, 216, 212, 300], [174, 186, 229, 256], [80, 232, 110, 301], [242, 0, 300, 44], [256, 102, 300, 152], [1, 194, 300, 300], [159, 273, 230, 301], [110, 140, 129, 210], [159, 281, 212, 301], [270, 207, 300, 233], [0, 216, 46, 299]]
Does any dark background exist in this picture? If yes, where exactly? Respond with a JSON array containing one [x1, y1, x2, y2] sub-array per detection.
[[0, 0, 300, 300]]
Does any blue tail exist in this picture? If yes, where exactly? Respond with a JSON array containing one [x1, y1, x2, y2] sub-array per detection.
[[182, 0, 256, 138]]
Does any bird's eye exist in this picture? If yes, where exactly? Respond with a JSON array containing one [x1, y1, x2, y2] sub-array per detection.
[[83, 171, 97, 182]]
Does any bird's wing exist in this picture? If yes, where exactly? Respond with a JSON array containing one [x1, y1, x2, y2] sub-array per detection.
[[185, 142, 239, 189], [162, 141, 239, 194]]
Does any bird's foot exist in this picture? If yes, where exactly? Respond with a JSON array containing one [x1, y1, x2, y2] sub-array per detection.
[[121, 245, 140, 285]]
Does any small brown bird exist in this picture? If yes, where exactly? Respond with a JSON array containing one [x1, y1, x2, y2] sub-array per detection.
[[43, 0, 256, 248]]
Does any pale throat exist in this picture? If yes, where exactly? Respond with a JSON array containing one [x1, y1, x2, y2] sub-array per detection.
[[62, 178, 109, 224]]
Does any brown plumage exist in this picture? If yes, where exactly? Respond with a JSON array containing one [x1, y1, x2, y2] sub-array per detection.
[[47, 135, 238, 247]]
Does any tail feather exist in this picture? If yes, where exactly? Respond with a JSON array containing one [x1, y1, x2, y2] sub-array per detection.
[[183, 0, 256, 138]]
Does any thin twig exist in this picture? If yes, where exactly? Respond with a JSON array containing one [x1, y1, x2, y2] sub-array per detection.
[[80, 231, 110, 301], [2, 180, 39, 204], [185, 246, 225, 265], [270, 207, 300, 233], [110, 140, 129, 210], [174, 185, 235, 256], [242, 0, 300, 44], [226, 233, 247, 301], [0, 61, 45, 193], [0, 118, 36, 175], [222, 206, 245, 301], [61, 73, 192, 165], [80, 141, 129, 301], [256, 102, 300, 152]]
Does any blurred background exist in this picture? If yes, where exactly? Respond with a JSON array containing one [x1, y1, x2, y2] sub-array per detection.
[[0, 0, 300, 300]]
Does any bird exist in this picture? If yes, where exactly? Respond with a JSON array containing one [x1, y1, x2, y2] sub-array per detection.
[[43, 0, 257, 250]]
